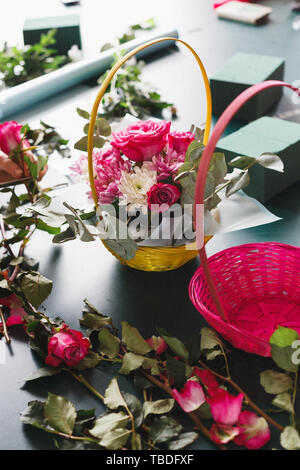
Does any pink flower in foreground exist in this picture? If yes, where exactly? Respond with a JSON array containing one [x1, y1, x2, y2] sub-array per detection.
[[150, 147, 185, 181], [210, 423, 240, 444], [70, 147, 132, 204], [207, 389, 243, 425], [168, 130, 194, 154], [172, 380, 206, 413], [193, 367, 219, 390], [0, 121, 26, 155], [234, 411, 271, 450], [147, 182, 181, 213], [45, 325, 90, 368], [146, 336, 168, 355], [0, 294, 27, 326], [112, 120, 171, 162]]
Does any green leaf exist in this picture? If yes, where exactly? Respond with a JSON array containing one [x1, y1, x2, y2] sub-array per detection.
[[280, 426, 300, 450], [44, 393, 76, 435], [98, 328, 120, 358], [23, 155, 38, 179], [89, 411, 130, 439], [168, 432, 198, 450], [22, 367, 62, 383], [226, 169, 250, 197], [143, 399, 175, 419], [76, 107, 90, 120], [99, 428, 131, 450], [200, 327, 223, 359], [95, 118, 111, 137], [272, 393, 294, 414], [104, 378, 127, 411], [228, 155, 256, 169], [149, 416, 182, 444], [157, 328, 189, 363], [21, 271, 53, 308], [257, 153, 284, 172], [123, 392, 143, 428], [20, 400, 46, 429], [80, 298, 113, 329], [270, 327, 299, 372], [36, 219, 61, 235], [119, 352, 159, 375], [121, 321, 152, 355], [166, 355, 186, 390], [72, 351, 101, 370], [52, 226, 76, 244], [260, 370, 293, 394], [197, 402, 212, 420], [9, 256, 24, 266], [74, 136, 88, 151], [104, 238, 137, 261]]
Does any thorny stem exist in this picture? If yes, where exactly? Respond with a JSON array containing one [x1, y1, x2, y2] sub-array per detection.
[[140, 370, 227, 450], [198, 359, 284, 432], [0, 307, 11, 344]]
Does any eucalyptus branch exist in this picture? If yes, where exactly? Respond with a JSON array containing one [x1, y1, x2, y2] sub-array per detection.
[[0, 214, 15, 258]]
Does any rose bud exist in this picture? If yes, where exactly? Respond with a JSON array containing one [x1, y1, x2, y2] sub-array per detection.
[[168, 130, 194, 154]]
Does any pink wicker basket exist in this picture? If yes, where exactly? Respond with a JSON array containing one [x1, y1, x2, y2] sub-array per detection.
[[189, 81, 300, 357]]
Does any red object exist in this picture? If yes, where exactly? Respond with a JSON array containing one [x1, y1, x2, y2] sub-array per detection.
[[214, 0, 252, 8], [45, 325, 90, 367], [147, 182, 181, 213], [189, 81, 300, 356]]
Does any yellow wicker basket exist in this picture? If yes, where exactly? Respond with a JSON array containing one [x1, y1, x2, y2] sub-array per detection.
[[87, 37, 212, 272]]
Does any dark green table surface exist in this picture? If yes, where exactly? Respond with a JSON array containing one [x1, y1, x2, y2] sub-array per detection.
[[0, 0, 300, 451]]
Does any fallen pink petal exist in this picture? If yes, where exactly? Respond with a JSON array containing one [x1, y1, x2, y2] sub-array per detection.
[[172, 379, 206, 413], [207, 388, 244, 425], [210, 423, 240, 444], [193, 367, 220, 390], [234, 411, 271, 450], [0, 294, 27, 326]]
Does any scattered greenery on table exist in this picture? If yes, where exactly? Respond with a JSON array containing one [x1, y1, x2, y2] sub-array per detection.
[[0, 29, 70, 88], [97, 19, 176, 121]]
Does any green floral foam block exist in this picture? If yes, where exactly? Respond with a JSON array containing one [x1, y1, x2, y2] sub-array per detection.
[[217, 117, 300, 202], [23, 15, 81, 56], [210, 52, 284, 121]]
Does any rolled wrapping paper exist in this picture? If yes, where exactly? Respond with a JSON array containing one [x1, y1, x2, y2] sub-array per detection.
[[0, 29, 178, 120]]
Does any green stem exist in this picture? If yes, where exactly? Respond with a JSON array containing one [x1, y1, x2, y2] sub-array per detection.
[[68, 371, 105, 402]]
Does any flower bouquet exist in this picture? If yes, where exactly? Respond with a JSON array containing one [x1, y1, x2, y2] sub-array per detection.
[[70, 112, 283, 272]]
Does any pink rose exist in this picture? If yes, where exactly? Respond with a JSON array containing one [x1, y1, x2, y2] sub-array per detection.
[[45, 325, 90, 368], [0, 121, 25, 155], [0, 121, 47, 182], [168, 131, 194, 154], [112, 120, 171, 162], [147, 183, 181, 213]]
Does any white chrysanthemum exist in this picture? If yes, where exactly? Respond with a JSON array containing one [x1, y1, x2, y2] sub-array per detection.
[[119, 162, 157, 206]]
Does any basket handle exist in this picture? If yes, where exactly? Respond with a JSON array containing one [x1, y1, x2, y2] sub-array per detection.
[[87, 37, 212, 208], [194, 80, 300, 322]]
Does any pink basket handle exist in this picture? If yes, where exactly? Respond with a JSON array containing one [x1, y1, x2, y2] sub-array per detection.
[[194, 80, 300, 322]]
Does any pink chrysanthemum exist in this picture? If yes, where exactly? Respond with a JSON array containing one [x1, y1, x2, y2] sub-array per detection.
[[70, 147, 132, 204], [150, 147, 185, 181]]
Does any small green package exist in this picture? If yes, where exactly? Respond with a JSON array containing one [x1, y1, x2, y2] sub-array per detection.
[[210, 52, 284, 121], [217, 116, 300, 202]]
